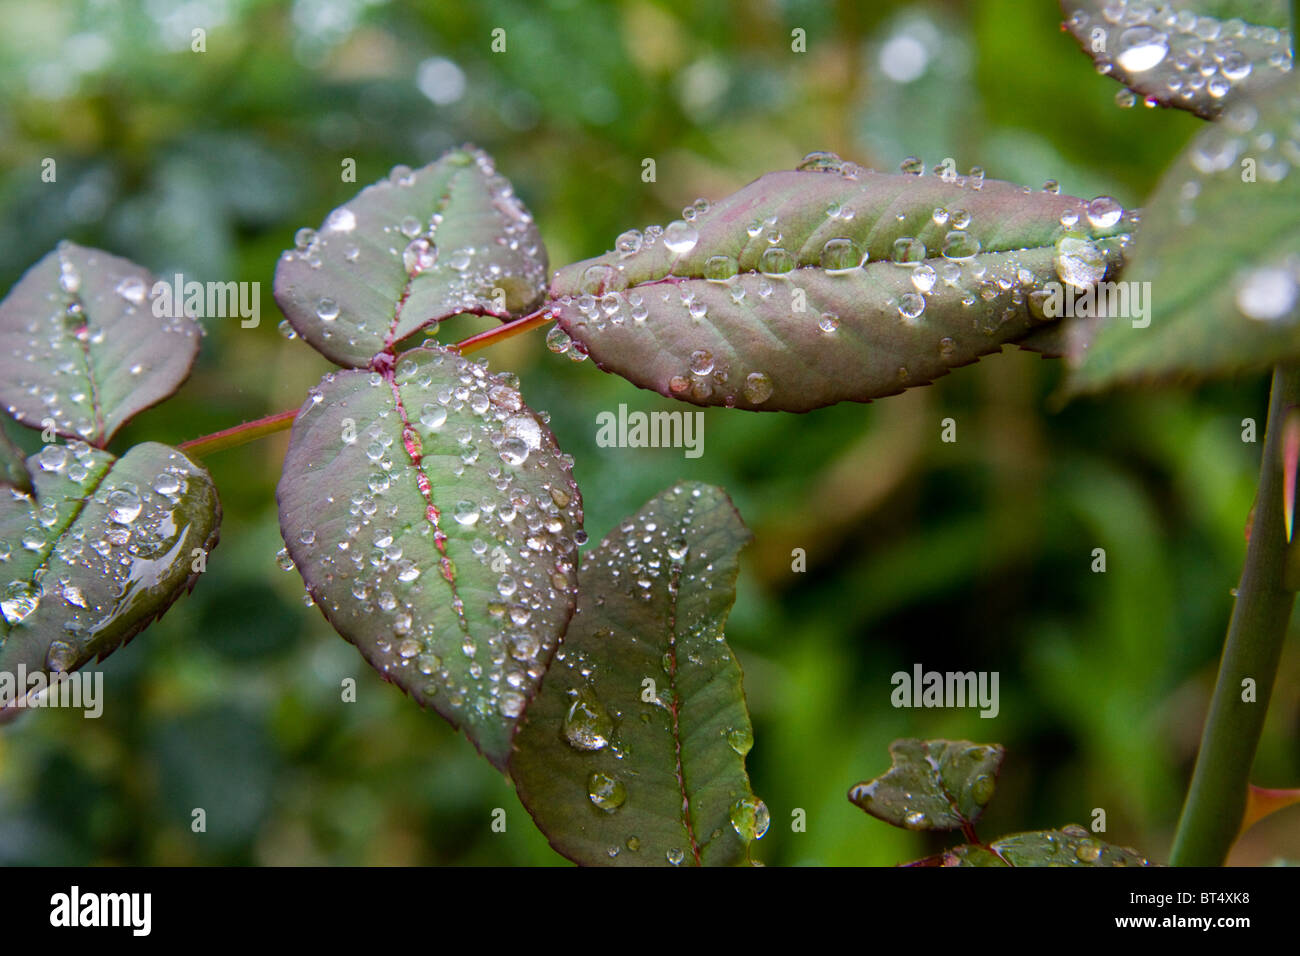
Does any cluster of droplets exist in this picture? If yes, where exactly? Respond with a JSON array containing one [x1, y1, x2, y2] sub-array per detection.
[[286, 348, 582, 725], [279, 150, 547, 353], [848, 742, 999, 834], [0, 442, 203, 673], [554, 150, 1133, 408], [541, 484, 768, 861], [1, 243, 197, 441], [1066, 2, 1292, 111]]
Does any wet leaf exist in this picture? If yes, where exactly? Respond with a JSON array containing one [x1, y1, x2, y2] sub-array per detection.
[[274, 148, 548, 369], [550, 155, 1130, 412], [1070, 73, 1300, 390], [0, 441, 220, 696], [276, 345, 582, 768], [0, 429, 31, 494], [1060, 1, 1293, 120], [0, 242, 201, 447], [511, 482, 762, 867], [848, 738, 1005, 833], [906, 826, 1154, 866]]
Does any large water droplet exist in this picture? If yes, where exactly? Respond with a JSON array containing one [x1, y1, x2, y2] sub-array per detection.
[[563, 688, 613, 751], [663, 221, 699, 255], [1116, 26, 1169, 72], [587, 771, 627, 812], [1054, 235, 1106, 289], [1236, 266, 1298, 322]]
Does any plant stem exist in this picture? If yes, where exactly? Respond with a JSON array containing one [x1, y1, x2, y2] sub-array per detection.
[[178, 408, 298, 458], [453, 309, 553, 355], [1170, 364, 1300, 866]]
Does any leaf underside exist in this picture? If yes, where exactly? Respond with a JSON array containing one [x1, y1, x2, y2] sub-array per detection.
[[0, 441, 220, 690], [848, 738, 1005, 832], [276, 344, 582, 768], [907, 826, 1154, 867], [550, 157, 1130, 412], [0, 242, 201, 446], [275, 147, 549, 369], [1060, 1, 1293, 120], [510, 482, 763, 867], [1070, 71, 1300, 390]]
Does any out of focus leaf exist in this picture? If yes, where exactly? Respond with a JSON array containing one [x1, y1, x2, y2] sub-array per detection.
[[276, 345, 582, 768], [906, 825, 1154, 866], [1060, 0, 1292, 120], [551, 154, 1130, 412], [848, 738, 1004, 833], [0, 442, 220, 697], [0, 243, 201, 447], [511, 482, 763, 866], [275, 148, 548, 369], [1070, 73, 1300, 390]]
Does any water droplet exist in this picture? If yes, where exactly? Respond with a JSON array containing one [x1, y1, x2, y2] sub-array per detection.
[[587, 772, 627, 812], [820, 237, 860, 272], [1085, 196, 1123, 229], [898, 292, 926, 320], [663, 221, 699, 255], [703, 255, 738, 281], [730, 795, 770, 840], [903, 810, 927, 828], [689, 349, 715, 376], [1236, 266, 1298, 322], [941, 231, 981, 260], [726, 725, 753, 755], [666, 847, 685, 866], [742, 371, 773, 404], [891, 237, 926, 265], [1054, 235, 1106, 289], [403, 238, 438, 275], [616, 230, 643, 257], [115, 276, 147, 306], [911, 264, 937, 293], [818, 312, 840, 333], [420, 403, 448, 430], [106, 489, 142, 524], [1, 580, 40, 625], [326, 208, 357, 232], [36, 445, 69, 473], [1116, 26, 1169, 72], [316, 297, 340, 322], [563, 689, 613, 751], [758, 247, 795, 275]]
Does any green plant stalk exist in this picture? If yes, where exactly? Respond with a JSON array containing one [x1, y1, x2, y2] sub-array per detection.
[[1170, 364, 1300, 866]]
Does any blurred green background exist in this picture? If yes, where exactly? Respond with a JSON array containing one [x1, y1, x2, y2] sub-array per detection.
[[0, 0, 1297, 866]]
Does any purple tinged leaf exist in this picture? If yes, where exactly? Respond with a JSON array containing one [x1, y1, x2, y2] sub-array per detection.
[[0, 441, 221, 704], [848, 738, 1004, 834], [276, 344, 582, 768], [550, 156, 1129, 412], [0, 243, 201, 447], [1060, 1, 1292, 120], [906, 826, 1153, 867], [274, 147, 548, 369], [511, 483, 763, 867]]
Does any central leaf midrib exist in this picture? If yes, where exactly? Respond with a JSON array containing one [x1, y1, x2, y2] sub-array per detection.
[[58, 246, 108, 445], [384, 167, 467, 352], [663, 560, 702, 865]]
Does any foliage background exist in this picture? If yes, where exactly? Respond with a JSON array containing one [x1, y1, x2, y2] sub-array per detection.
[[0, 0, 1296, 866]]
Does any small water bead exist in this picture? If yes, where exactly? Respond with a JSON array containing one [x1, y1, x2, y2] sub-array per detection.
[[1086, 196, 1123, 229], [703, 255, 738, 281], [666, 848, 685, 866], [402, 237, 438, 275], [500, 437, 530, 466], [932, 207, 949, 226], [448, 249, 472, 271], [899, 155, 925, 175], [0, 581, 40, 625], [275, 547, 294, 571], [903, 810, 927, 828], [545, 325, 572, 353], [419, 403, 448, 430], [729, 795, 771, 841], [106, 489, 142, 524], [326, 207, 356, 232], [563, 689, 613, 751], [797, 149, 844, 172], [820, 237, 860, 272], [941, 231, 981, 260], [742, 371, 773, 404], [938, 336, 957, 359], [615, 229, 643, 257], [891, 237, 926, 265], [587, 772, 627, 812], [316, 297, 340, 322], [818, 312, 839, 333], [1115, 88, 1138, 108], [1116, 26, 1169, 73], [910, 264, 937, 293], [726, 725, 753, 755], [898, 292, 926, 321], [1236, 265, 1298, 322], [36, 445, 69, 473], [1042, 179, 1061, 194], [115, 276, 147, 306], [1055, 235, 1107, 288], [45, 640, 77, 673], [663, 220, 699, 255], [504, 415, 543, 451], [758, 247, 795, 275], [1060, 208, 1080, 229], [689, 349, 715, 376]]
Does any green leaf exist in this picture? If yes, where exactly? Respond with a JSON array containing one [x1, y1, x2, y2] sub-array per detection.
[[907, 826, 1154, 867], [1070, 73, 1300, 391], [274, 148, 548, 369], [0, 441, 220, 691], [511, 482, 763, 867], [1060, 1, 1293, 120], [550, 154, 1130, 412], [276, 345, 582, 768], [848, 738, 1005, 833], [0, 242, 202, 446], [0, 428, 31, 494]]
